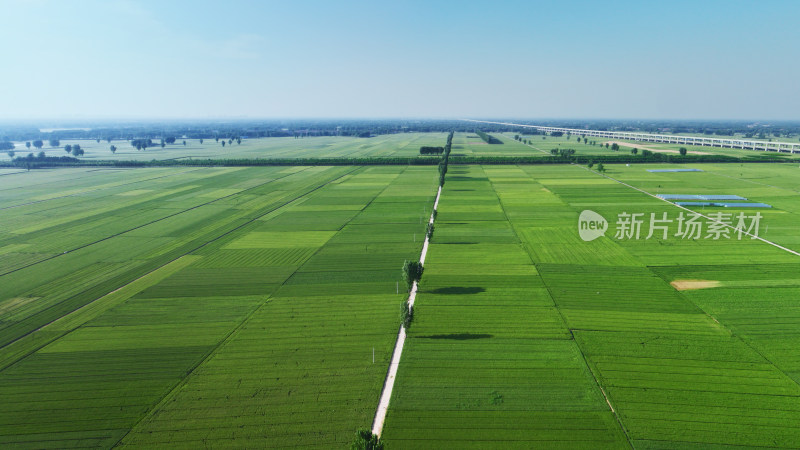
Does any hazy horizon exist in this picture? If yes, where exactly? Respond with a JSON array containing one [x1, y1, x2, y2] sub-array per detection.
[[3, 0, 799, 121]]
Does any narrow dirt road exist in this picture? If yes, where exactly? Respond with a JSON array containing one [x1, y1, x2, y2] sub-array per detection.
[[372, 185, 441, 437]]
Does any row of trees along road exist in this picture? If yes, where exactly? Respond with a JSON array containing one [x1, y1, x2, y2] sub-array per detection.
[[355, 130, 455, 450], [475, 130, 503, 144], [419, 146, 444, 155]]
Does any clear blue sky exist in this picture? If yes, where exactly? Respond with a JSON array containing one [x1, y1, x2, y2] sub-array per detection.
[[2, 0, 798, 120]]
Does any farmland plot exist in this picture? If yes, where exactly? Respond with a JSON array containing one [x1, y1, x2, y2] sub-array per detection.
[[4, 160, 800, 448], [384, 163, 800, 448], [0, 133, 449, 162], [521, 164, 800, 448], [382, 165, 629, 449], [0, 166, 437, 448]]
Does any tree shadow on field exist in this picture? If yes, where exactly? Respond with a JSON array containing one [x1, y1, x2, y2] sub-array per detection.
[[428, 286, 486, 295], [418, 333, 493, 340]]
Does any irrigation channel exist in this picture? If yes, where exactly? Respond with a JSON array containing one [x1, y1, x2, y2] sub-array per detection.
[[372, 185, 442, 436]]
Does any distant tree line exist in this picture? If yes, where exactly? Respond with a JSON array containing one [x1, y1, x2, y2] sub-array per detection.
[[131, 139, 153, 151], [4, 119, 800, 144], [63, 144, 84, 156], [9, 151, 791, 170], [475, 130, 503, 144], [8, 153, 78, 170], [438, 131, 454, 186], [550, 148, 576, 157], [419, 146, 444, 155]]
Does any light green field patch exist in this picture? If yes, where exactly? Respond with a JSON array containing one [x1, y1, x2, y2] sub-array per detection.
[[0, 297, 40, 316], [279, 166, 310, 174], [424, 263, 537, 276], [235, 190, 289, 212], [224, 231, 336, 249], [39, 322, 235, 352], [487, 177, 534, 182], [538, 178, 617, 185], [198, 188, 242, 198], [191, 248, 317, 267], [520, 228, 643, 266], [426, 243, 531, 265], [48, 255, 201, 332], [116, 189, 153, 196], [0, 243, 30, 255], [292, 204, 365, 211], [562, 310, 728, 335], [15, 184, 200, 234], [30, 187, 93, 201], [438, 203, 503, 213], [330, 174, 353, 183]]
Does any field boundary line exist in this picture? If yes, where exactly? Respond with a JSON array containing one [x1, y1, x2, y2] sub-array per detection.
[[110, 166, 362, 447], [372, 184, 441, 437], [0, 169, 28, 177], [489, 165, 634, 448]]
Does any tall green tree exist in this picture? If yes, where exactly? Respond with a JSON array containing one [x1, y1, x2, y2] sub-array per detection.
[[402, 260, 424, 291], [401, 299, 413, 329], [350, 428, 384, 450]]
